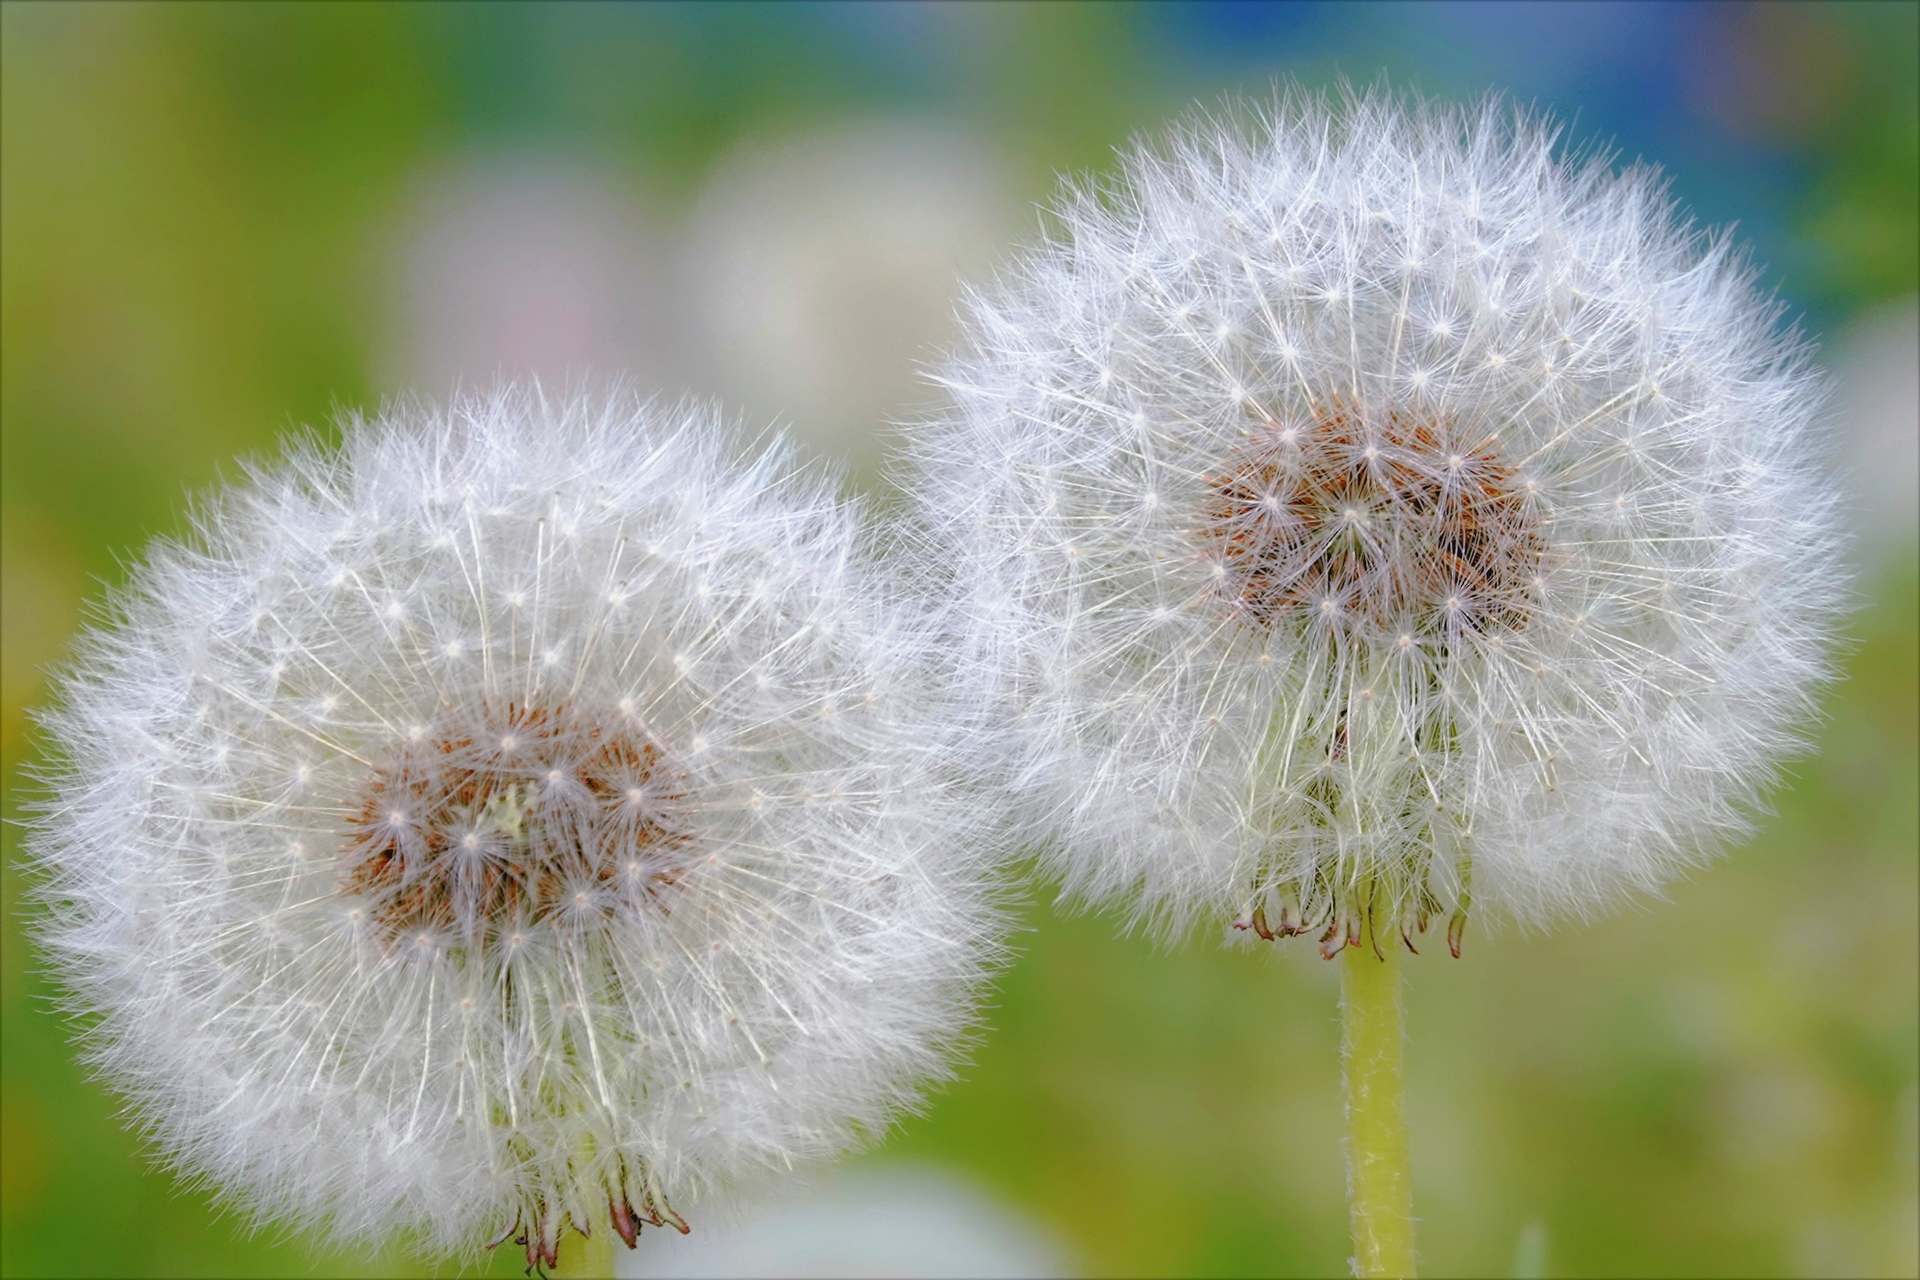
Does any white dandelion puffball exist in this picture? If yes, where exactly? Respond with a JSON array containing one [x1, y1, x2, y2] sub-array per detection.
[[27, 388, 1001, 1268], [910, 89, 1842, 948]]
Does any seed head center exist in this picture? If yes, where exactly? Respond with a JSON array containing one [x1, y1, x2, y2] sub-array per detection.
[[342, 703, 688, 941], [1201, 406, 1544, 637]]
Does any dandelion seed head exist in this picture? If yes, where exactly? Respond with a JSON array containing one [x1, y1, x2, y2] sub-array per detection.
[[908, 87, 1842, 943], [27, 387, 1001, 1265]]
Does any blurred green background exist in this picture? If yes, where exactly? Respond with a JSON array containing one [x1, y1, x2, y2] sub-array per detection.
[[2, 3, 1914, 1277]]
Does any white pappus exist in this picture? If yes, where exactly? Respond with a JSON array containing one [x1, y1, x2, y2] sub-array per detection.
[[27, 388, 1004, 1268], [907, 88, 1843, 948]]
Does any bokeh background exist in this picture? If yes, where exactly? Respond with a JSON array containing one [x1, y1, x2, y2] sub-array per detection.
[[3, 3, 1914, 1277]]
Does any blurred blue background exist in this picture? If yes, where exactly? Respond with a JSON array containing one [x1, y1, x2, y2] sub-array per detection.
[[3, 4, 1914, 1276]]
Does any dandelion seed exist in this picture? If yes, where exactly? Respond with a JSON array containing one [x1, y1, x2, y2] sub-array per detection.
[[906, 84, 1835, 1274], [27, 387, 1002, 1269], [911, 87, 1841, 942], [906, 84, 1843, 1279]]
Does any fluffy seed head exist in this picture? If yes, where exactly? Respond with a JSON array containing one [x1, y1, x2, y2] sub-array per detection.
[[26, 388, 1001, 1264], [909, 88, 1843, 944]]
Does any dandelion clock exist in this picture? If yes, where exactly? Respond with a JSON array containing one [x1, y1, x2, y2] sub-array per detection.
[[27, 388, 1002, 1274], [908, 89, 1842, 1276]]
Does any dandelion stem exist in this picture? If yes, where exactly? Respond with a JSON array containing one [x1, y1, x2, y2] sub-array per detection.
[[551, 1225, 616, 1279], [1342, 933, 1416, 1278]]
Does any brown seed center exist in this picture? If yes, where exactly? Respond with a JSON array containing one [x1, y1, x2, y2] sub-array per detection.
[[1199, 405, 1544, 637], [342, 703, 689, 941]]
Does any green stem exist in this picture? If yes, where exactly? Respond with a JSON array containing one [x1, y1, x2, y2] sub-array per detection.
[[550, 1223, 616, 1279], [1342, 935, 1416, 1278]]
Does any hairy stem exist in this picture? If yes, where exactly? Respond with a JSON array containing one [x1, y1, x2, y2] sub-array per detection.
[[550, 1225, 616, 1279], [1342, 935, 1416, 1278]]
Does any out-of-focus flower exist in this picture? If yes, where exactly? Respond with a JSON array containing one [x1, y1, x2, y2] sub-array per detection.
[[909, 88, 1843, 945], [383, 157, 672, 393], [383, 129, 1019, 483], [617, 1163, 1072, 1279], [683, 123, 1019, 475], [27, 388, 1002, 1268], [1828, 295, 1919, 557]]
